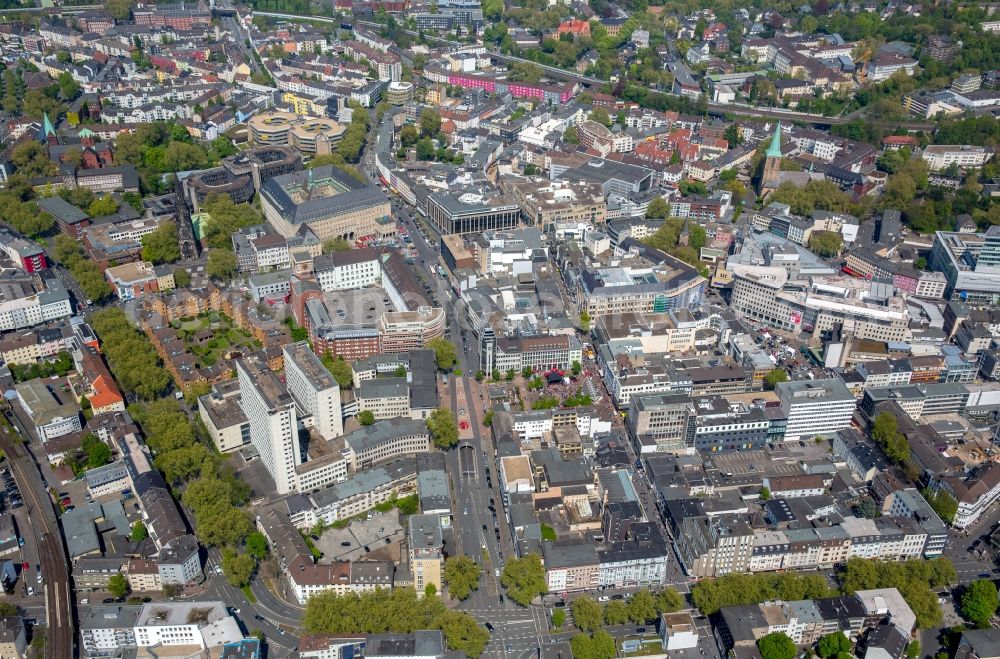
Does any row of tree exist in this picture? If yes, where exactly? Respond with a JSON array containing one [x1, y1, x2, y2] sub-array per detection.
[[90, 308, 171, 399], [567, 589, 684, 632], [302, 588, 489, 657]]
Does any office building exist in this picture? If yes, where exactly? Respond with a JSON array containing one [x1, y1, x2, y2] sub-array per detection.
[[236, 352, 300, 494], [283, 341, 343, 440], [777, 379, 856, 441]]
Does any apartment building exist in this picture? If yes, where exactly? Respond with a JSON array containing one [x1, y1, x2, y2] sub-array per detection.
[[922, 145, 993, 171]]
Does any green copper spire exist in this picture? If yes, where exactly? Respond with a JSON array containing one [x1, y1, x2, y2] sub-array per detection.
[[766, 121, 782, 158], [42, 112, 56, 138]]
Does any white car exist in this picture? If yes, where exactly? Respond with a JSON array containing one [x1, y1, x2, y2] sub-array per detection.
[[495, 568, 500, 577]]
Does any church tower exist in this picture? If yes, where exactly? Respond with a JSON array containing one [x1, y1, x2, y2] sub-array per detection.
[[39, 112, 58, 146], [758, 121, 783, 196]]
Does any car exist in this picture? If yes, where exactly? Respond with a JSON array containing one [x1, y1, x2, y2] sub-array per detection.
[[553, 600, 565, 607], [27, 587, 33, 596], [102, 598, 114, 604], [60, 498, 71, 506], [81, 598, 89, 604], [499, 595, 504, 604], [485, 623, 494, 632], [482, 524, 487, 531], [21, 562, 27, 571], [506, 645, 512, 652], [980, 573, 991, 578], [341, 541, 352, 546], [254, 614, 264, 622], [495, 568, 500, 577], [598, 596, 609, 602], [636, 628, 646, 634], [64, 506, 74, 512]]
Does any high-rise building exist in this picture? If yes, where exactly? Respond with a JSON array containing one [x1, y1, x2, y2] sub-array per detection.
[[979, 225, 1000, 270], [237, 352, 300, 494], [283, 341, 343, 440]]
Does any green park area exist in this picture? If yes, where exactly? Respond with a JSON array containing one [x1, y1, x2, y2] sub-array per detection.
[[171, 312, 261, 367]]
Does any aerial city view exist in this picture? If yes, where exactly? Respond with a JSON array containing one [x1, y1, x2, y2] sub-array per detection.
[[1, 0, 1000, 658]]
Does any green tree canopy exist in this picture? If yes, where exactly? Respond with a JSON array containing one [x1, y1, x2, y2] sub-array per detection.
[[817, 632, 852, 658], [571, 597, 603, 632], [427, 337, 457, 370], [108, 573, 129, 599], [205, 249, 238, 281], [500, 554, 547, 606], [221, 547, 256, 587], [603, 600, 628, 624], [922, 487, 959, 525], [645, 196, 670, 219], [443, 556, 481, 601], [961, 578, 998, 628], [758, 632, 796, 659], [323, 356, 354, 389], [141, 221, 181, 264], [764, 368, 788, 390], [570, 631, 616, 659], [358, 410, 376, 426], [427, 408, 459, 450], [808, 230, 844, 257]]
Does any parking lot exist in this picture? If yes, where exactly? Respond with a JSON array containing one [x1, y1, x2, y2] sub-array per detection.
[[322, 289, 393, 323]]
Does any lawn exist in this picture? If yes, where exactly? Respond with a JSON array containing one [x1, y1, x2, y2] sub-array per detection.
[[541, 524, 557, 541]]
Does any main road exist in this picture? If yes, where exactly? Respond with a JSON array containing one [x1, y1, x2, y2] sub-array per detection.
[[0, 407, 73, 659]]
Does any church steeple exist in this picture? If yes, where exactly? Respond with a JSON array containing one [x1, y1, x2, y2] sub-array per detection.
[[766, 120, 783, 158], [757, 121, 783, 197], [40, 112, 58, 146]]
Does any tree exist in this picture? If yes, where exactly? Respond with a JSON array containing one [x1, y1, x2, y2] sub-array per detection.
[[808, 230, 843, 257], [105, 0, 132, 20], [358, 410, 376, 426], [627, 590, 657, 624], [552, 608, 566, 627], [108, 573, 129, 599], [764, 369, 788, 390], [81, 434, 112, 468], [571, 361, 582, 376], [689, 225, 707, 251], [174, 268, 191, 287], [570, 631, 616, 659], [588, 108, 612, 127], [194, 501, 254, 547], [603, 600, 628, 624], [0, 603, 16, 616], [757, 632, 796, 659], [961, 579, 998, 628], [324, 356, 354, 389], [922, 488, 959, 525], [11, 142, 56, 178], [655, 588, 684, 613], [871, 412, 909, 464], [201, 193, 264, 249], [246, 532, 269, 560], [854, 497, 882, 519], [817, 632, 852, 658], [443, 556, 481, 601], [88, 195, 119, 217], [322, 237, 352, 253], [130, 521, 149, 542], [500, 554, 547, 606], [571, 597, 603, 632], [400, 124, 419, 147], [579, 310, 591, 333], [906, 641, 920, 659], [419, 108, 441, 137], [206, 249, 237, 281], [646, 196, 670, 219], [141, 222, 181, 264], [563, 126, 580, 144], [222, 547, 256, 587], [427, 337, 457, 370], [427, 408, 459, 449]]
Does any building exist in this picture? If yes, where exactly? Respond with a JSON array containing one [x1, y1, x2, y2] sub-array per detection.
[[426, 189, 521, 235], [236, 352, 300, 494], [248, 111, 347, 156], [105, 261, 170, 301], [922, 145, 992, 171], [261, 166, 393, 243], [777, 379, 855, 441], [198, 382, 250, 453], [626, 393, 694, 454], [341, 418, 430, 470], [0, 616, 26, 659], [314, 248, 381, 291], [408, 515, 442, 598], [133, 601, 238, 649], [579, 257, 707, 319], [283, 341, 343, 440], [367, 632, 445, 659], [15, 379, 82, 442], [930, 227, 1000, 303]]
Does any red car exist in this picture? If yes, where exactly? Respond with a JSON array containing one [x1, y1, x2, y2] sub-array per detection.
[[21, 562, 28, 571], [60, 498, 71, 506]]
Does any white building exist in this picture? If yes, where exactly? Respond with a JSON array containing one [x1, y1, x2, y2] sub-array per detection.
[[237, 352, 301, 494], [133, 601, 240, 649], [922, 145, 992, 171], [314, 248, 381, 291], [777, 378, 856, 441], [283, 341, 343, 440]]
